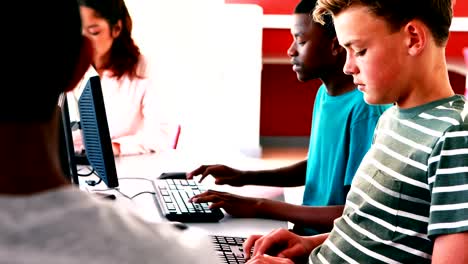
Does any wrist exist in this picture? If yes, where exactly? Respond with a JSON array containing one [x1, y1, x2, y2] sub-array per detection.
[[254, 198, 269, 218], [244, 170, 263, 185]]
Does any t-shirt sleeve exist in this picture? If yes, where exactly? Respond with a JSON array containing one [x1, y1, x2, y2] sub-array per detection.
[[427, 123, 468, 238]]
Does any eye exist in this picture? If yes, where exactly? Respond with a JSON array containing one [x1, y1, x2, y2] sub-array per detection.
[[355, 49, 367, 57], [295, 37, 306, 46], [89, 31, 101, 36]]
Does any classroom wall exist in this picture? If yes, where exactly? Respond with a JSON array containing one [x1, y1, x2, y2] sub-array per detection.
[[226, 0, 468, 15], [127, 1, 263, 155], [227, 0, 468, 140]]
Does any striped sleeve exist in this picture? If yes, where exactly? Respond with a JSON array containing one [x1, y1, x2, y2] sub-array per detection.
[[427, 123, 468, 238]]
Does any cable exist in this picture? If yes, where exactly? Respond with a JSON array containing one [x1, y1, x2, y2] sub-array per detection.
[[89, 177, 155, 200], [77, 167, 95, 177], [115, 189, 132, 200], [91, 188, 114, 192], [129, 191, 156, 199], [119, 177, 153, 183]]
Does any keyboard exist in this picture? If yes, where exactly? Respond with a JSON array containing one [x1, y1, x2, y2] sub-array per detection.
[[211, 235, 248, 264], [152, 179, 224, 222]]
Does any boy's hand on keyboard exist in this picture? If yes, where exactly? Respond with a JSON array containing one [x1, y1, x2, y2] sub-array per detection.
[[189, 189, 262, 217], [243, 228, 314, 263], [187, 164, 247, 186], [245, 254, 294, 264]]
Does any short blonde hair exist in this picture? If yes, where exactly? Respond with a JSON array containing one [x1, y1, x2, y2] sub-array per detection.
[[313, 0, 453, 46]]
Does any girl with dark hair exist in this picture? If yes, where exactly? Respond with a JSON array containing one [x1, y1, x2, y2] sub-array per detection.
[[72, 0, 174, 156]]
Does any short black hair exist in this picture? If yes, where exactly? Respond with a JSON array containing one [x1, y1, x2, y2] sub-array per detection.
[[0, 0, 83, 122], [294, 0, 336, 37]]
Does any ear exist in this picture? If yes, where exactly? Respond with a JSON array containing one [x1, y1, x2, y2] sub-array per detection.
[[331, 36, 344, 57], [64, 36, 93, 92], [112, 20, 122, 38], [404, 20, 426, 56]]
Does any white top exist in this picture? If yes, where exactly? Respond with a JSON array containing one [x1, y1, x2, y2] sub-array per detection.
[[69, 55, 178, 156], [0, 186, 218, 264]]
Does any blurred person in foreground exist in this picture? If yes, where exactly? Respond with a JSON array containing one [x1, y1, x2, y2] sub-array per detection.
[[0, 1, 218, 263]]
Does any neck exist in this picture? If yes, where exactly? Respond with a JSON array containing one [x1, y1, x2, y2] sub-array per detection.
[[321, 68, 356, 96], [397, 47, 454, 108], [0, 113, 69, 195], [93, 52, 110, 77]]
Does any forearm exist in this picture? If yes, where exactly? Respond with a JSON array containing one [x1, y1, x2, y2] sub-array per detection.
[[256, 199, 344, 233], [245, 160, 308, 187], [432, 233, 468, 263], [113, 135, 152, 156], [113, 123, 176, 156]]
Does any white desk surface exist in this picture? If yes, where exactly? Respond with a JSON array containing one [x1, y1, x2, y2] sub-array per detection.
[[81, 150, 289, 237]]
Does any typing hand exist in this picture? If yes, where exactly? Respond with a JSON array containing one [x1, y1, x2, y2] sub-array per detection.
[[246, 254, 294, 264], [189, 190, 262, 218], [187, 164, 246, 186], [243, 228, 314, 263]]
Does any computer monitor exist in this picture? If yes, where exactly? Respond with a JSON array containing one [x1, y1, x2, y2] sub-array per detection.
[[78, 76, 119, 188], [57, 93, 79, 185]]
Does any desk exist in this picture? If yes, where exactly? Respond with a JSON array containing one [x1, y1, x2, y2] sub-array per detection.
[[80, 150, 288, 237]]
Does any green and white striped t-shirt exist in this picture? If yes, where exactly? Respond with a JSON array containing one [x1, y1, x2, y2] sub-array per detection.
[[309, 95, 468, 264]]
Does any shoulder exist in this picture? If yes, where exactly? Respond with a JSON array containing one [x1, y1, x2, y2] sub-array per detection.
[[313, 84, 328, 103], [425, 96, 467, 132], [68, 191, 217, 262], [135, 54, 151, 78]]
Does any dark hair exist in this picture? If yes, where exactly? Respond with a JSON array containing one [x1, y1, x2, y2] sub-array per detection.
[[313, 0, 452, 46], [0, 0, 83, 122], [78, 0, 142, 80], [295, 0, 335, 37]]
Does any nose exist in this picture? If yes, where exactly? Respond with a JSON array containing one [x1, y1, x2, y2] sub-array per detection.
[[343, 53, 358, 75], [287, 42, 297, 58]]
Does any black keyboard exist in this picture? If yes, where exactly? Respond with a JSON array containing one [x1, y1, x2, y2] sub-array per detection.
[[152, 179, 224, 222], [211, 235, 248, 264]]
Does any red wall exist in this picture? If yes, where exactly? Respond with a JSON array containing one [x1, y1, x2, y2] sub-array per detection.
[[225, 0, 298, 14], [227, 0, 468, 137], [226, 0, 468, 16], [260, 65, 320, 136], [454, 1, 468, 16]]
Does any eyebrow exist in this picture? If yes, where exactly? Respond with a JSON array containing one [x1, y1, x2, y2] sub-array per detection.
[[342, 40, 356, 48], [294, 32, 304, 38]]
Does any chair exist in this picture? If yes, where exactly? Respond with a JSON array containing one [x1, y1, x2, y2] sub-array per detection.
[[172, 124, 181, 149], [158, 123, 181, 150]]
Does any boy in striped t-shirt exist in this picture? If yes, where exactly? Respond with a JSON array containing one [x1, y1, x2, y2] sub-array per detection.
[[243, 0, 468, 263]]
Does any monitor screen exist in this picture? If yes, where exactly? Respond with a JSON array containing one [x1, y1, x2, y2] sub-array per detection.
[[78, 76, 119, 188], [58, 93, 79, 185]]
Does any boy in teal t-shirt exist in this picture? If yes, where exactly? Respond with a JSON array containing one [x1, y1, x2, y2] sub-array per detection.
[[300, 85, 389, 235]]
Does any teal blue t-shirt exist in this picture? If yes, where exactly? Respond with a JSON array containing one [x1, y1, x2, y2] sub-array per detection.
[[300, 85, 390, 235]]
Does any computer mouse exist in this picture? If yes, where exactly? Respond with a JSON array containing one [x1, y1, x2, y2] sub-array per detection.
[[171, 221, 188, 230], [159, 172, 188, 180]]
